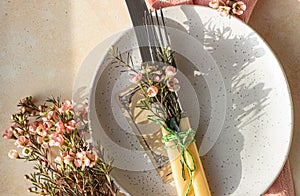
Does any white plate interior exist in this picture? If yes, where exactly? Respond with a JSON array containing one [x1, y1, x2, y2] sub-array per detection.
[[74, 5, 293, 196]]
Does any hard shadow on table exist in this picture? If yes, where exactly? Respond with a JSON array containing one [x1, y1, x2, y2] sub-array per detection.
[[165, 6, 270, 195]]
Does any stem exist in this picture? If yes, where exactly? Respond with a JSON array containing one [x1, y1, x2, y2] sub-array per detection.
[[110, 50, 138, 74]]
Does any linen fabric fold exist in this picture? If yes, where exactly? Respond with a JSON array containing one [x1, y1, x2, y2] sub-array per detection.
[[146, 0, 257, 22], [146, 0, 194, 11]]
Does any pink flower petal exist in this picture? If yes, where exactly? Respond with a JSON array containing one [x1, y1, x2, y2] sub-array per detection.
[[167, 77, 180, 92], [165, 66, 177, 77], [129, 72, 143, 84]]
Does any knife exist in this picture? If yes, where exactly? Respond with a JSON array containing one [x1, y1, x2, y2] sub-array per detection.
[[125, 0, 153, 63]]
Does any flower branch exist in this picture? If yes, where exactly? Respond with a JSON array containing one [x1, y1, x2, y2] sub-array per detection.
[[209, 0, 247, 17], [110, 47, 198, 196], [2, 96, 117, 195]]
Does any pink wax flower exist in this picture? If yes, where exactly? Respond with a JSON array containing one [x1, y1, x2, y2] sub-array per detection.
[[74, 150, 98, 170], [2, 127, 14, 139], [37, 135, 50, 148], [58, 99, 73, 114], [15, 136, 29, 148], [141, 66, 155, 74], [36, 124, 48, 137], [167, 77, 180, 92], [165, 66, 177, 77], [154, 70, 163, 75], [209, 0, 219, 9], [129, 72, 143, 84], [49, 133, 64, 147], [153, 74, 164, 82], [28, 122, 38, 135], [63, 154, 74, 165], [46, 111, 56, 120], [22, 147, 32, 157], [61, 151, 75, 164], [217, 6, 231, 17], [65, 120, 76, 133], [42, 119, 53, 131], [8, 149, 19, 159], [74, 151, 90, 170], [3, 96, 115, 194], [147, 86, 159, 97], [86, 150, 98, 168], [232, 1, 246, 15], [55, 121, 65, 134]]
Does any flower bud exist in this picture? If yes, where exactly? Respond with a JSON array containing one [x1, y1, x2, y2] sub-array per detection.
[[20, 98, 26, 104], [27, 187, 37, 193], [38, 105, 44, 111], [41, 189, 48, 194], [24, 174, 30, 180], [30, 110, 36, 116], [21, 107, 26, 114], [8, 149, 19, 159], [2, 127, 13, 139], [147, 86, 158, 97], [166, 46, 172, 52]]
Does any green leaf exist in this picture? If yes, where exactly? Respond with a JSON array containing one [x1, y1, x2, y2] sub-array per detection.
[[140, 99, 149, 109]]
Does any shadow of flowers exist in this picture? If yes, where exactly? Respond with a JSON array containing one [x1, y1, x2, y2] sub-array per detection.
[[165, 6, 270, 195]]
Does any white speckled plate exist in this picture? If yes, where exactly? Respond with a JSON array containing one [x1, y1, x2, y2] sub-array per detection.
[[73, 5, 293, 196]]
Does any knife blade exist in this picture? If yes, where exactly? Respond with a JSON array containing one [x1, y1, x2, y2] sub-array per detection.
[[125, 0, 154, 63]]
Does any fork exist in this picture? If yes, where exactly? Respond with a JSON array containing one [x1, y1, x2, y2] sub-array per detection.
[[144, 9, 189, 122], [143, 9, 177, 68]]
